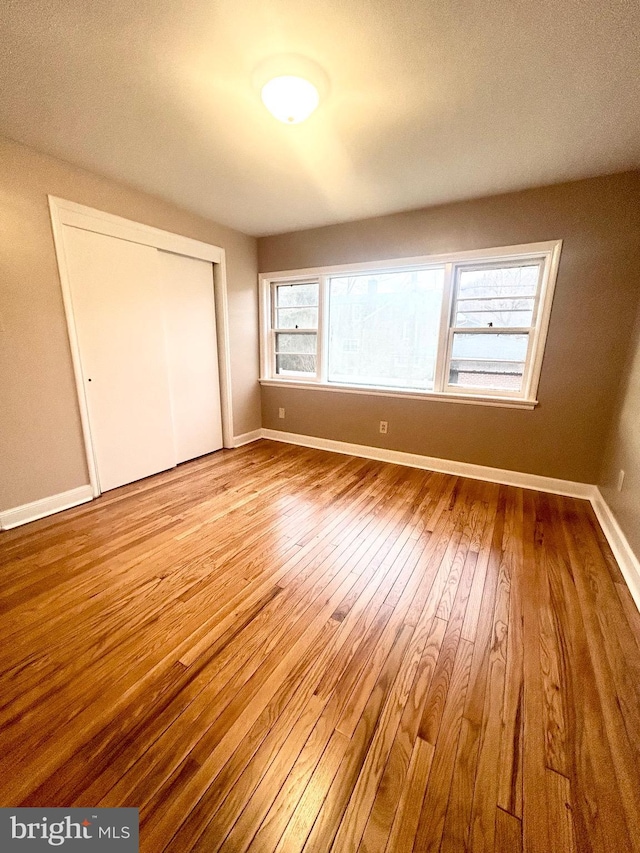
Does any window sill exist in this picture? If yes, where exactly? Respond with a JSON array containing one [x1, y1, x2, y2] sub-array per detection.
[[259, 379, 538, 410]]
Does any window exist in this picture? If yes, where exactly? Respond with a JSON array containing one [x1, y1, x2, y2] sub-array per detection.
[[446, 263, 541, 394], [273, 282, 319, 376], [328, 269, 445, 390], [260, 241, 561, 408]]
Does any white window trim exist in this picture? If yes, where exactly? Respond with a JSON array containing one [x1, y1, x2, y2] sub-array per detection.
[[271, 280, 321, 380], [259, 240, 562, 410]]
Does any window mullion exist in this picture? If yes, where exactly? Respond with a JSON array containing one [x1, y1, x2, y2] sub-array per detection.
[[318, 275, 329, 383], [433, 262, 454, 392]]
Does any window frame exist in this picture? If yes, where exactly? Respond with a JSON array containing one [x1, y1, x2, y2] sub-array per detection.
[[442, 258, 545, 400], [270, 279, 321, 380], [259, 240, 562, 410]]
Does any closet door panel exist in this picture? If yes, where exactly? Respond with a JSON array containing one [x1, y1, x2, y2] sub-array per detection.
[[63, 227, 176, 492], [159, 251, 223, 463]]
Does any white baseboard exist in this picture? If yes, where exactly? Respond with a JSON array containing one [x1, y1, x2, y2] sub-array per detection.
[[232, 429, 264, 448], [0, 485, 94, 531], [591, 489, 640, 611], [261, 428, 595, 499]]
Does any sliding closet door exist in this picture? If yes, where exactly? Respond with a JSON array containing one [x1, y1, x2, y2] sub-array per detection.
[[159, 251, 223, 463], [63, 227, 176, 492]]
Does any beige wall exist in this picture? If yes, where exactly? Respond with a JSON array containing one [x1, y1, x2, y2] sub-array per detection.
[[259, 171, 640, 484], [0, 136, 259, 512], [600, 303, 640, 556]]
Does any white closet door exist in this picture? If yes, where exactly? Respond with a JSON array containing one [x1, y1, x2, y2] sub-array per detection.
[[159, 251, 223, 463], [63, 227, 176, 492]]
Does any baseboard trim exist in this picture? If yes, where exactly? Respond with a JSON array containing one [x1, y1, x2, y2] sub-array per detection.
[[0, 485, 94, 531], [591, 489, 640, 611], [261, 428, 595, 499], [232, 429, 264, 448]]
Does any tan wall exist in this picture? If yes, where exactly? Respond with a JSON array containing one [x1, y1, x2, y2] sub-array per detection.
[[259, 171, 640, 484], [600, 304, 640, 557], [0, 136, 259, 512]]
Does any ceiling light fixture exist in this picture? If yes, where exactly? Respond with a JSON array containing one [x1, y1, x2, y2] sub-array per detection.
[[253, 55, 329, 126], [261, 75, 320, 124]]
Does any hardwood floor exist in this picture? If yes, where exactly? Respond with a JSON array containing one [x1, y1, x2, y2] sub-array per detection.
[[1, 439, 639, 852]]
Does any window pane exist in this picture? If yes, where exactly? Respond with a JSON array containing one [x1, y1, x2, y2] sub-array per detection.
[[455, 297, 535, 313], [451, 333, 528, 360], [275, 332, 317, 354], [449, 360, 525, 391], [276, 282, 318, 307], [449, 333, 529, 391], [276, 353, 316, 374], [276, 306, 318, 329], [454, 296, 534, 329], [327, 268, 445, 389], [458, 265, 539, 299]]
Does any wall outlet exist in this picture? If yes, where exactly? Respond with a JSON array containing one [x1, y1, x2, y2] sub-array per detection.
[[278, 407, 285, 419], [617, 469, 625, 492], [379, 420, 388, 434]]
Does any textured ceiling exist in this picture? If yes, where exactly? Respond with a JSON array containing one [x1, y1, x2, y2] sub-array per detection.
[[1, 0, 639, 236]]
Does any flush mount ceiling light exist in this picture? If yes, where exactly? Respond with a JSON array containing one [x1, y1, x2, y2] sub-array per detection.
[[253, 55, 329, 126], [261, 75, 319, 124]]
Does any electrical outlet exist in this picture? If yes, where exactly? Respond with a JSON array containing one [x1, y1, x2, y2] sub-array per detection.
[[278, 407, 285, 419], [379, 420, 388, 434], [617, 470, 625, 492]]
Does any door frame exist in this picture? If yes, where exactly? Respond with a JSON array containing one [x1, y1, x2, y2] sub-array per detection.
[[49, 195, 235, 497]]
